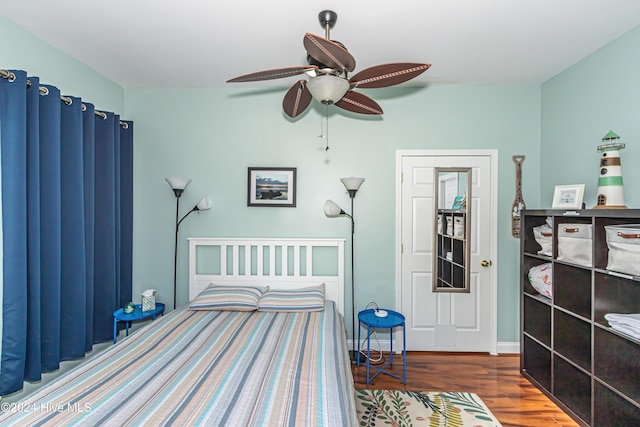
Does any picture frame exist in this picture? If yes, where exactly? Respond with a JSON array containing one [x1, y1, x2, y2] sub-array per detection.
[[451, 195, 465, 210], [552, 184, 585, 209], [247, 167, 297, 207]]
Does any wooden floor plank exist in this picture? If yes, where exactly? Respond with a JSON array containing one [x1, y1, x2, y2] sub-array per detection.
[[351, 352, 579, 427]]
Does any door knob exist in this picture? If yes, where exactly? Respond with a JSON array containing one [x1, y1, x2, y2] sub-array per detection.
[[481, 260, 492, 267]]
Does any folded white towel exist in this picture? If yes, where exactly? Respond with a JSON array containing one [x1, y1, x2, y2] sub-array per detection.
[[605, 313, 640, 320], [605, 313, 640, 322], [605, 313, 640, 339], [608, 320, 640, 333], [608, 323, 640, 340]]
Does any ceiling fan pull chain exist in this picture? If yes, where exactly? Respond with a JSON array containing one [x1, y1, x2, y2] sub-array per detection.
[[324, 105, 330, 151], [318, 106, 324, 139], [317, 104, 330, 150]]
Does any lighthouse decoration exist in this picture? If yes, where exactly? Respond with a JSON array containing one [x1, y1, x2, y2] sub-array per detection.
[[594, 130, 627, 209]]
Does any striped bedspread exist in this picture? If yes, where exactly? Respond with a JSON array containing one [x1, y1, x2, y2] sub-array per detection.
[[0, 301, 356, 426]]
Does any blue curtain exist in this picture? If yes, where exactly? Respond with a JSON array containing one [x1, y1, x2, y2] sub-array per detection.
[[39, 84, 63, 373], [60, 95, 86, 361], [93, 114, 117, 343], [120, 121, 134, 311], [0, 71, 28, 395], [0, 70, 134, 395], [25, 76, 42, 382], [83, 103, 96, 353]]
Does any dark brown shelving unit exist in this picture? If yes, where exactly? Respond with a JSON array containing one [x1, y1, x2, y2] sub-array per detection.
[[436, 209, 467, 290], [520, 209, 640, 426]]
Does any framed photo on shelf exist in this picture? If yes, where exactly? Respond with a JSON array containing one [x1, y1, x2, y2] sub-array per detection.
[[247, 167, 297, 207], [451, 195, 465, 210], [552, 184, 585, 209]]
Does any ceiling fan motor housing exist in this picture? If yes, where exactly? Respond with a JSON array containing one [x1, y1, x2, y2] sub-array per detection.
[[307, 50, 347, 71]]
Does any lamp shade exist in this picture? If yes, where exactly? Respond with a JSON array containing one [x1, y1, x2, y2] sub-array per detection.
[[340, 177, 365, 191], [196, 195, 213, 211], [165, 177, 192, 191], [306, 75, 350, 104], [324, 199, 344, 218]]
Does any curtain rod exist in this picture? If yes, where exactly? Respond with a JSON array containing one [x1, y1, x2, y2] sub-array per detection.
[[1, 69, 129, 129]]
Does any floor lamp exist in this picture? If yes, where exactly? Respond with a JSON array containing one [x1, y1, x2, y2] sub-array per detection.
[[165, 177, 213, 310], [324, 177, 365, 364]]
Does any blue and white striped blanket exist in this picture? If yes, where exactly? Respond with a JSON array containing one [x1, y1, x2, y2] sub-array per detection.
[[0, 301, 356, 426]]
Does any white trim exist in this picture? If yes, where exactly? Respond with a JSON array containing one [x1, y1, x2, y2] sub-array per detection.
[[496, 341, 520, 354], [395, 149, 499, 355], [349, 341, 520, 355]]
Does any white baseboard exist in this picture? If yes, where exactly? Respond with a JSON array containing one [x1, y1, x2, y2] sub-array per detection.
[[349, 340, 521, 354], [496, 341, 520, 354]]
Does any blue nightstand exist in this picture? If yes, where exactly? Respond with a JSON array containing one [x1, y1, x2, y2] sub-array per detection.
[[113, 303, 165, 343], [357, 308, 406, 386]]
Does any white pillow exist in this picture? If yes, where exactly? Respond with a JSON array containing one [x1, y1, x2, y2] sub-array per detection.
[[528, 263, 552, 298], [258, 284, 325, 312], [188, 284, 268, 311]]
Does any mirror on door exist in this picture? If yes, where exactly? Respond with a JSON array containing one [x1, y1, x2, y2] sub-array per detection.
[[434, 168, 471, 292]]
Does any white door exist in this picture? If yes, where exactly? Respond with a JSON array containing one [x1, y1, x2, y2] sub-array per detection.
[[396, 150, 497, 353]]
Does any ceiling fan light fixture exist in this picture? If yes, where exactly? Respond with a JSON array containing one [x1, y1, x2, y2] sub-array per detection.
[[306, 75, 350, 104]]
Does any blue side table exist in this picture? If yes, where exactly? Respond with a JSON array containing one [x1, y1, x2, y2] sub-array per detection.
[[357, 308, 406, 386], [113, 303, 165, 343]]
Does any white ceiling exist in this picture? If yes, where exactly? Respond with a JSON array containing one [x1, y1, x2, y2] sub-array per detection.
[[2, 0, 640, 89]]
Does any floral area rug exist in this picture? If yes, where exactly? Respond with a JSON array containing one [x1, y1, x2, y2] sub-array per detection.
[[355, 389, 502, 426]]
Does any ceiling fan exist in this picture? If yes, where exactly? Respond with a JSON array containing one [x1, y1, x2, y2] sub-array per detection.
[[227, 10, 431, 118]]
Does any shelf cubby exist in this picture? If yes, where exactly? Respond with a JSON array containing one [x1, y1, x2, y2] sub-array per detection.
[[594, 381, 640, 427], [554, 355, 591, 424], [554, 308, 591, 371], [553, 263, 592, 319], [593, 271, 640, 324], [522, 335, 551, 392], [594, 327, 640, 403], [524, 295, 551, 346]]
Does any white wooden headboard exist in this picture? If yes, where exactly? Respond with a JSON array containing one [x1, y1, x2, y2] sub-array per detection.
[[188, 238, 345, 314]]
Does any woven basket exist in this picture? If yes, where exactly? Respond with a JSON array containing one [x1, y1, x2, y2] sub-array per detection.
[[142, 295, 156, 312]]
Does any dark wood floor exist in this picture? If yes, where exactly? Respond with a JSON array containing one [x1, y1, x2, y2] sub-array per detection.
[[351, 352, 579, 427]]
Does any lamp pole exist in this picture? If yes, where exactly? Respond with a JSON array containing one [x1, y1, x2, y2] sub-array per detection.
[[172, 195, 181, 310], [348, 195, 357, 363], [342, 178, 363, 362]]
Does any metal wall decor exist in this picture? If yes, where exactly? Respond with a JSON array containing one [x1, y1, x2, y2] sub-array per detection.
[[511, 155, 526, 238]]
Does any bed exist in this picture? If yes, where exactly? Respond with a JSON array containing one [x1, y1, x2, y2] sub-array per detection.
[[0, 238, 356, 426]]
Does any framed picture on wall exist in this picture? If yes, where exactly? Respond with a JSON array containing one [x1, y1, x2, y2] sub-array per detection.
[[247, 167, 297, 207], [552, 184, 585, 209]]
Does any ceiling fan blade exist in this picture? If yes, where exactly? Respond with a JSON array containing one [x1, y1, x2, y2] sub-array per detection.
[[282, 80, 312, 118], [227, 66, 318, 83], [349, 63, 431, 88], [335, 91, 383, 115], [303, 33, 356, 72]]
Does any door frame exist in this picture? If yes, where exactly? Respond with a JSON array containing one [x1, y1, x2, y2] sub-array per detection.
[[394, 149, 499, 355]]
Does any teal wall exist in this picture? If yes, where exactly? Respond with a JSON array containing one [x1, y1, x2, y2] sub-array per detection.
[[541, 25, 640, 208], [0, 15, 124, 113], [125, 85, 540, 344], [4, 13, 638, 345]]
